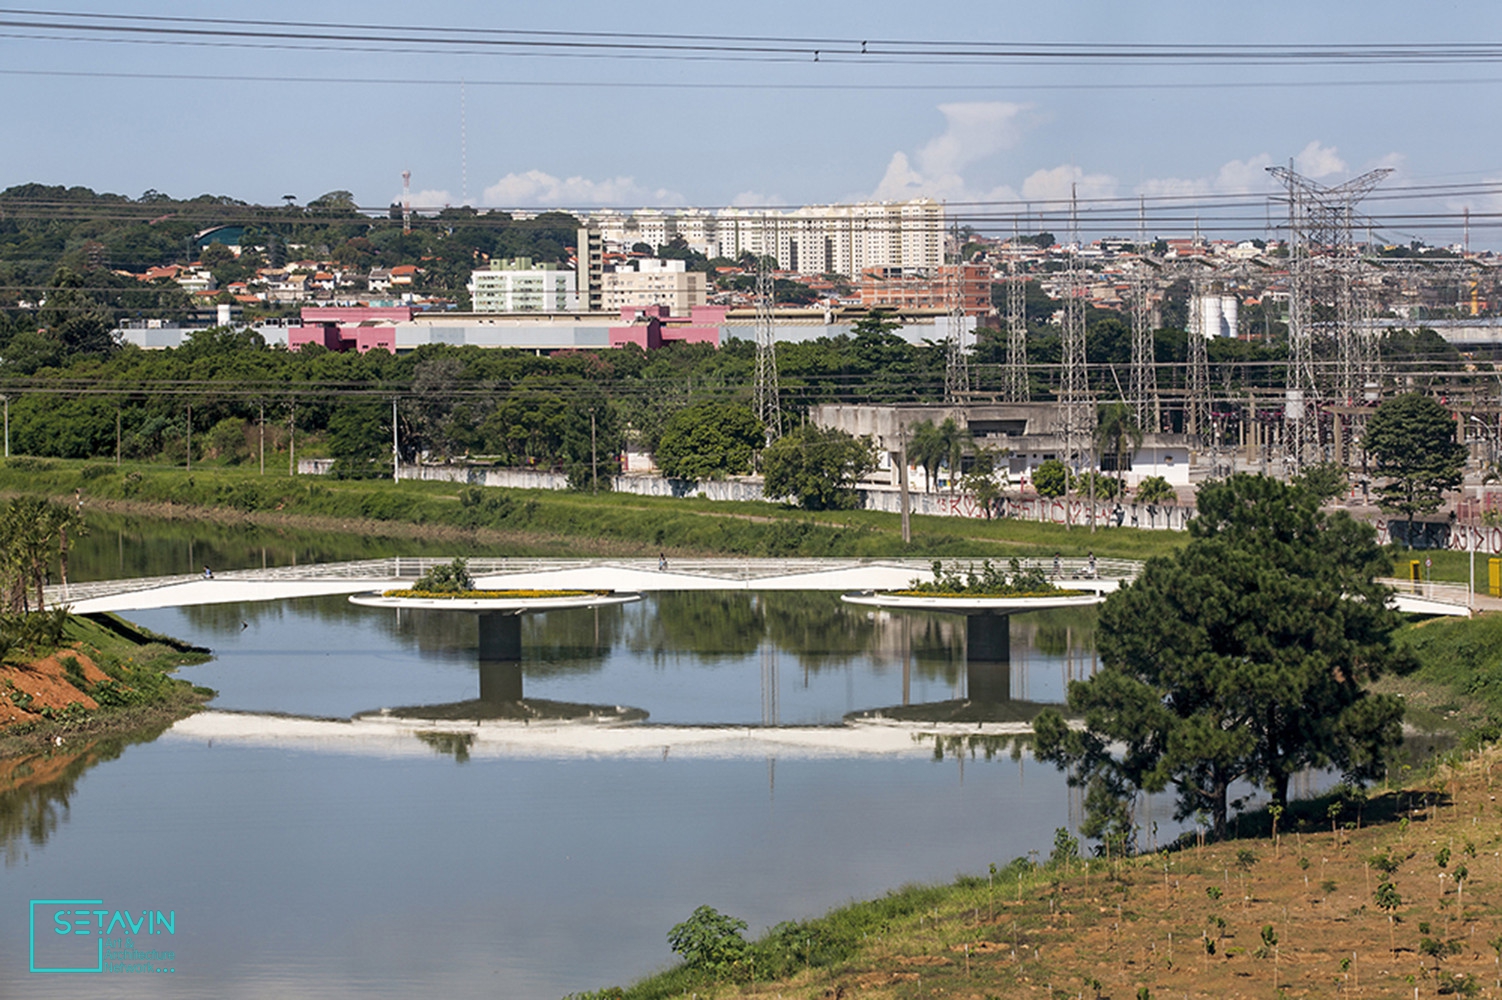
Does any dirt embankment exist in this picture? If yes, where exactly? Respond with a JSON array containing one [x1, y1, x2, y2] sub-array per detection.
[[0, 647, 111, 727]]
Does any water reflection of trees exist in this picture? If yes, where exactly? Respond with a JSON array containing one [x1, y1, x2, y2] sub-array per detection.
[[0, 725, 168, 865], [67, 513, 494, 582], [623, 593, 765, 664]]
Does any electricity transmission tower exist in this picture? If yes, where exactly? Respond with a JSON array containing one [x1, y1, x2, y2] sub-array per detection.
[[1267, 163, 1391, 467], [1003, 220, 1030, 402], [753, 251, 782, 442], [1128, 200, 1159, 429], [1060, 187, 1092, 468], [1184, 267, 1211, 439], [943, 258, 970, 405]]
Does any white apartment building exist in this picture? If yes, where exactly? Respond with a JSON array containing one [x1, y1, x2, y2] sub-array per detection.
[[602, 259, 707, 313], [469, 258, 578, 312], [580, 199, 944, 277]]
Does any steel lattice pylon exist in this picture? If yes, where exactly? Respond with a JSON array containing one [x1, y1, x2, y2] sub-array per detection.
[[1267, 162, 1391, 468], [1003, 221, 1030, 403], [1184, 267, 1211, 439], [753, 251, 782, 442], [943, 263, 970, 405], [1128, 208, 1160, 430], [1060, 188, 1092, 468]]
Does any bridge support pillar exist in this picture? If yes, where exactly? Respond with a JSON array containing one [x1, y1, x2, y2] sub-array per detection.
[[478, 659, 524, 702], [478, 612, 522, 661], [965, 614, 1011, 703]]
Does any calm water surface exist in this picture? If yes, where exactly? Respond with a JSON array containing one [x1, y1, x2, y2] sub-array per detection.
[[3, 520, 1148, 999]]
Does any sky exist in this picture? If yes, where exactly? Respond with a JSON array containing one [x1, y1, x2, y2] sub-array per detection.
[[3, 1, 1502, 244]]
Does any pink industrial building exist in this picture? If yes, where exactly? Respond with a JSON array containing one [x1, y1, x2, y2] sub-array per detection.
[[287, 304, 724, 354], [607, 305, 723, 349], [288, 307, 412, 353]]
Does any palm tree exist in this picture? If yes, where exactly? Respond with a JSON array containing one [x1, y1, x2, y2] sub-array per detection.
[[1094, 403, 1144, 497], [908, 420, 944, 495], [935, 418, 973, 496]]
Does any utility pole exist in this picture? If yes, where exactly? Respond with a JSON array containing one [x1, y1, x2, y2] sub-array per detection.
[[259, 401, 265, 475], [288, 399, 296, 477], [392, 397, 400, 484], [2, 395, 8, 458], [186, 403, 192, 471], [590, 411, 598, 492]]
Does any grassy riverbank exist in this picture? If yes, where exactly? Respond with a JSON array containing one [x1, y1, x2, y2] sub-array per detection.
[[572, 611, 1502, 1000], [0, 456, 1189, 563], [0, 612, 212, 755], [576, 742, 1502, 1000]]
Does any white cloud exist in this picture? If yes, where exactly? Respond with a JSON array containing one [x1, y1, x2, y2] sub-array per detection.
[[1135, 154, 1275, 199], [872, 101, 1031, 201], [1293, 141, 1347, 180], [482, 170, 684, 208], [728, 190, 786, 208], [393, 188, 457, 213], [1019, 164, 1118, 204]]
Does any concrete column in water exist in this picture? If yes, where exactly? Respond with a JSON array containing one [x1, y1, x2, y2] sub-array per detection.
[[478, 659, 524, 702], [965, 613, 1012, 703], [477, 612, 522, 661]]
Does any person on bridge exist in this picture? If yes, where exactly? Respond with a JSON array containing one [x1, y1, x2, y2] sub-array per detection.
[[203, 565, 214, 580], [658, 552, 668, 571]]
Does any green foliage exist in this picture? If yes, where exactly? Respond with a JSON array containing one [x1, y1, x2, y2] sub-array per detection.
[[1034, 474, 1408, 840], [1364, 393, 1467, 538], [654, 403, 762, 480], [908, 418, 971, 494], [1032, 459, 1071, 499], [1374, 880, 1402, 913], [1047, 826, 1080, 868], [761, 424, 874, 511], [1134, 475, 1176, 506], [412, 558, 473, 593], [1255, 923, 1277, 959], [1294, 461, 1349, 503], [665, 905, 748, 976], [902, 558, 1060, 597], [1205, 885, 1223, 900]]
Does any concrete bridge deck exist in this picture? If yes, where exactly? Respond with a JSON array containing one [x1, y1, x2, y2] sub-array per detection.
[[41, 557, 1472, 616]]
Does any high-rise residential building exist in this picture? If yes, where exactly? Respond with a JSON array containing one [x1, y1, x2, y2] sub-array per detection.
[[468, 258, 578, 312], [602, 258, 707, 314], [575, 227, 604, 311], [579, 199, 944, 277]]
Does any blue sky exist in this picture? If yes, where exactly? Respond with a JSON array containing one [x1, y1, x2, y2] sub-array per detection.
[[3, 2, 1501, 243]]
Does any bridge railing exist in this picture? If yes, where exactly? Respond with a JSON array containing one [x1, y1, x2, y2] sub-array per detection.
[[1376, 577, 1473, 607], [43, 555, 1145, 607]]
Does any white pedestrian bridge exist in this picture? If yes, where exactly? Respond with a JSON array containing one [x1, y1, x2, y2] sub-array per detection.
[[41, 555, 1468, 617]]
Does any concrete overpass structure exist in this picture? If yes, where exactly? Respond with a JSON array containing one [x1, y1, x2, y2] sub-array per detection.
[[44, 556, 1469, 618]]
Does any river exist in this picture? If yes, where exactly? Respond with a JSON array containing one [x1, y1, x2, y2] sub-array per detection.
[[1, 517, 1174, 998]]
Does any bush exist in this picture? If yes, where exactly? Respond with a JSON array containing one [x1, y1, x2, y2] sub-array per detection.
[[666, 905, 748, 976], [413, 558, 473, 593]]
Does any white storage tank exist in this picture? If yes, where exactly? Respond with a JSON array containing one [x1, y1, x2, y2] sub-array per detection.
[[1219, 295, 1238, 338]]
